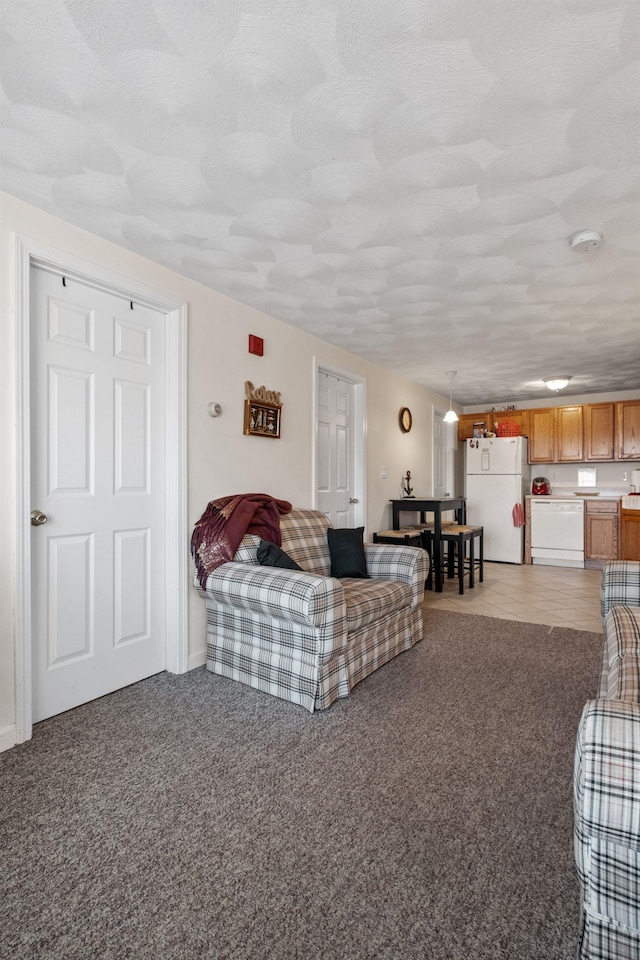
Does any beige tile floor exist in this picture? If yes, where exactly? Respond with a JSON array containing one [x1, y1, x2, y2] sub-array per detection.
[[423, 560, 603, 633]]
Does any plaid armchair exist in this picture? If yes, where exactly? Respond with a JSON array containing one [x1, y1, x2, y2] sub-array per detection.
[[199, 509, 429, 712], [574, 561, 640, 959]]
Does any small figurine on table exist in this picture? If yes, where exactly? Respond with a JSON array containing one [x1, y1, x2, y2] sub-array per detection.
[[402, 470, 414, 498]]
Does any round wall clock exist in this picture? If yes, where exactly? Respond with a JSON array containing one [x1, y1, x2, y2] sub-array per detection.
[[399, 407, 412, 433]]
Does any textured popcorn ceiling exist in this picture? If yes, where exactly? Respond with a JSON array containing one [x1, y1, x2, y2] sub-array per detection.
[[1, 0, 639, 406]]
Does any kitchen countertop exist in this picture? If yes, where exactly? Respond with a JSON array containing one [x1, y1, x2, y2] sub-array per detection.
[[525, 492, 640, 510], [525, 493, 623, 500]]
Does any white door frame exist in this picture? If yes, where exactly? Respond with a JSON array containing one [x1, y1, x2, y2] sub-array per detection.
[[312, 357, 366, 530], [15, 236, 188, 743]]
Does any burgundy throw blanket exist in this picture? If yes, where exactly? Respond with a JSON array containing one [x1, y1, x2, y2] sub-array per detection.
[[191, 493, 292, 588]]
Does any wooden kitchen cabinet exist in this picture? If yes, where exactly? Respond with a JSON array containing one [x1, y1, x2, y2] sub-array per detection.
[[585, 499, 619, 568], [458, 399, 640, 461], [617, 400, 640, 460], [584, 402, 616, 460], [556, 405, 583, 461], [492, 409, 529, 437], [621, 508, 640, 561], [457, 413, 490, 441], [458, 409, 530, 440], [528, 405, 583, 463], [528, 408, 556, 462]]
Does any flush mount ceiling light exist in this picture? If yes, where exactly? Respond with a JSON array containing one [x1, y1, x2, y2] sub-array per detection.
[[568, 230, 603, 253], [443, 371, 459, 423], [543, 376, 572, 391]]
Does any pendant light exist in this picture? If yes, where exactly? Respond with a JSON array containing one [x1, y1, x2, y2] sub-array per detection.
[[443, 371, 459, 423]]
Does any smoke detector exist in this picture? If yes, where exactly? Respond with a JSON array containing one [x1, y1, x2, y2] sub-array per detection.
[[568, 230, 603, 253]]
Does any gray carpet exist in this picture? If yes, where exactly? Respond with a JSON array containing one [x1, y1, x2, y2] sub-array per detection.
[[1, 610, 602, 960]]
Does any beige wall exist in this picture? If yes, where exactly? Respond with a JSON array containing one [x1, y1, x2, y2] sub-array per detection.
[[0, 192, 450, 748]]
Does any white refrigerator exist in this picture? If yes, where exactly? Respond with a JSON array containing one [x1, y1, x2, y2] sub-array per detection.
[[465, 436, 528, 563]]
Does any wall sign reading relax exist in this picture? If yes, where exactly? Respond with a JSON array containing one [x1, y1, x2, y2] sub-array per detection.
[[243, 381, 282, 438]]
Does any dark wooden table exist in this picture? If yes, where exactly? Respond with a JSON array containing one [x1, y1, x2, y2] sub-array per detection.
[[390, 497, 466, 592]]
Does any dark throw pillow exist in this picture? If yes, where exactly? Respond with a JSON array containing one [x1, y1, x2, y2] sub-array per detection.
[[327, 527, 369, 579], [257, 540, 302, 570]]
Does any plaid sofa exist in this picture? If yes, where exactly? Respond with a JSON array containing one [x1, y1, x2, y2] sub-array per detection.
[[574, 561, 640, 959], [199, 509, 429, 712]]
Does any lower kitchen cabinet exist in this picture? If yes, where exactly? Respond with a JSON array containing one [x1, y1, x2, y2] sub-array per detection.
[[584, 499, 619, 568], [621, 509, 640, 561]]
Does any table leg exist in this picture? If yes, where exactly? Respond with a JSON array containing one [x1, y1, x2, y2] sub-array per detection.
[[434, 513, 443, 592]]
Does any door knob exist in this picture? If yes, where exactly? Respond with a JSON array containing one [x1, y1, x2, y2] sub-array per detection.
[[30, 510, 48, 526], [349, 498, 359, 504]]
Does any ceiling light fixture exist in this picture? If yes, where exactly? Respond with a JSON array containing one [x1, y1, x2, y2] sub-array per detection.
[[543, 376, 572, 392], [568, 230, 602, 253], [443, 371, 459, 423]]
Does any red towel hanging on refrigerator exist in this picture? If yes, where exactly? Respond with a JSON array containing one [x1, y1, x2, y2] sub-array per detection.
[[512, 502, 525, 527]]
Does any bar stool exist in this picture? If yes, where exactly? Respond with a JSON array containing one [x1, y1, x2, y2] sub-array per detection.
[[373, 529, 422, 547], [374, 529, 431, 591], [437, 524, 484, 595], [409, 521, 456, 590]]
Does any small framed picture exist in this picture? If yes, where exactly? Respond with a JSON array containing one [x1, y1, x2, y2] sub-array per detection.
[[244, 399, 281, 438]]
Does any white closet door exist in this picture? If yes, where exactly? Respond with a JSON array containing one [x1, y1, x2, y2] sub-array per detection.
[[30, 267, 167, 722]]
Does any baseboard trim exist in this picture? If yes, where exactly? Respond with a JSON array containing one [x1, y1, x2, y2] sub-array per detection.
[[0, 724, 17, 753], [188, 650, 206, 671]]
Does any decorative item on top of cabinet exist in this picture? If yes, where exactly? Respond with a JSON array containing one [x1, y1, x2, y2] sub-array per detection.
[[584, 402, 616, 460], [617, 400, 640, 460], [584, 499, 619, 568]]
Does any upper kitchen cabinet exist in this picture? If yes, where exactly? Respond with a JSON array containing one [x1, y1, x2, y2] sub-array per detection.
[[556, 405, 583, 461], [459, 399, 640, 461], [492, 409, 529, 437], [528, 408, 555, 462], [457, 413, 490, 441], [617, 400, 640, 460], [457, 409, 529, 441], [584, 402, 616, 460], [528, 405, 583, 463]]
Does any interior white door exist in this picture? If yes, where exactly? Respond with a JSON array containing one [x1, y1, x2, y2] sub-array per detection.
[[433, 411, 447, 497], [30, 267, 167, 722], [316, 370, 357, 526]]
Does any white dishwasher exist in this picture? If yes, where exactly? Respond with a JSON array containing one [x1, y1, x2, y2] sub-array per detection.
[[530, 498, 585, 568]]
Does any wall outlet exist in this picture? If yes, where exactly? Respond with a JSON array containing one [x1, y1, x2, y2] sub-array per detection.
[[380, 467, 388, 479], [623, 472, 628, 481]]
